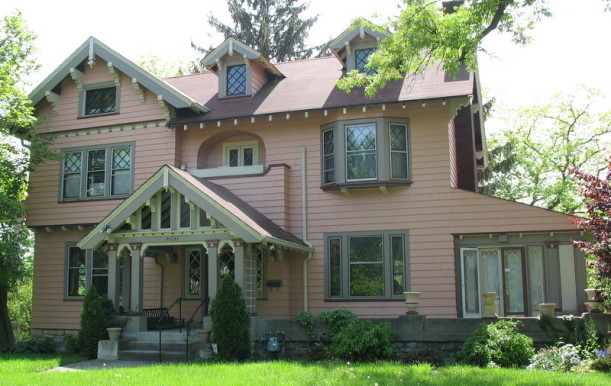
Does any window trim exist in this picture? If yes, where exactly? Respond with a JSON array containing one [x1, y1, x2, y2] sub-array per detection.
[[324, 230, 409, 300], [222, 140, 259, 167], [64, 243, 109, 299], [78, 81, 120, 118], [321, 117, 411, 190], [219, 59, 253, 98], [60, 142, 134, 201]]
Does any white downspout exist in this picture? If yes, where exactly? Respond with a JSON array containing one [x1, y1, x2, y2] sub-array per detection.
[[301, 146, 313, 311]]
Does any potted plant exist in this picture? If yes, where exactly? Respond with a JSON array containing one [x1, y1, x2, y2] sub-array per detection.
[[106, 317, 127, 341]]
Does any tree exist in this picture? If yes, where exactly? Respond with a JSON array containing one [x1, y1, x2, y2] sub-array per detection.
[[0, 10, 41, 348], [209, 274, 251, 361], [135, 53, 194, 79], [479, 87, 611, 214], [337, 0, 555, 97], [193, 0, 318, 65], [570, 158, 611, 310], [71, 286, 115, 359]]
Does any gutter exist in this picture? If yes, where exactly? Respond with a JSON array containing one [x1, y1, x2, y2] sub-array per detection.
[[301, 146, 314, 312]]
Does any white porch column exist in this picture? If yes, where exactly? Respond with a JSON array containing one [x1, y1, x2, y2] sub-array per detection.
[[234, 240, 245, 290], [106, 243, 120, 312], [129, 243, 143, 313], [207, 240, 219, 300]]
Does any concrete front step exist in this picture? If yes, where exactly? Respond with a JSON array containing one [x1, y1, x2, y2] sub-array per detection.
[[118, 349, 189, 362]]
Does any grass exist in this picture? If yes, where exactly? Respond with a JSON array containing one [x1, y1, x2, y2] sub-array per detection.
[[1, 354, 610, 385]]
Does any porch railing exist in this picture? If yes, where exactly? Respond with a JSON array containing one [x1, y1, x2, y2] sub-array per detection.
[[156, 297, 183, 362], [185, 297, 210, 361]]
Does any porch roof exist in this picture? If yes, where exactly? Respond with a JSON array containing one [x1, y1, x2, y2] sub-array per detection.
[[77, 165, 311, 252]]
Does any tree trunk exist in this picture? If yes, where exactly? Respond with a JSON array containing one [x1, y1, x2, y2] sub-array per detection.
[[0, 285, 15, 347]]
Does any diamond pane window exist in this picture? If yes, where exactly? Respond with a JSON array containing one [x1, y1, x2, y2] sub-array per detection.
[[112, 147, 131, 195], [255, 247, 265, 298], [243, 148, 253, 166], [329, 237, 341, 297], [323, 129, 335, 184], [346, 124, 377, 181], [219, 245, 235, 279], [186, 249, 202, 297], [356, 48, 376, 75], [227, 65, 246, 95], [85, 87, 116, 116], [87, 149, 106, 197], [63, 152, 82, 199], [390, 124, 409, 179], [229, 148, 239, 167]]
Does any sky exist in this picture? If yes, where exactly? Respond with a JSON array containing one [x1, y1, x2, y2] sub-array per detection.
[[2, 0, 610, 122]]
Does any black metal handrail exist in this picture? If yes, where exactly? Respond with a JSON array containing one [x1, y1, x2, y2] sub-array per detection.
[[158, 297, 182, 362], [185, 297, 210, 361]]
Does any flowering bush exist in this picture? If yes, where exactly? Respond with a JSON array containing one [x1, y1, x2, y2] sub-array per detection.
[[591, 349, 611, 372], [527, 343, 582, 372]]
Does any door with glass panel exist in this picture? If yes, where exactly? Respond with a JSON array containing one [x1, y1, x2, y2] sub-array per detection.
[[502, 247, 527, 315], [460, 248, 502, 317]]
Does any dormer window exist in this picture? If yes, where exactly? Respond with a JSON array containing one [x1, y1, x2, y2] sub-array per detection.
[[355, 48, 376, 75], [227, 65, 247, 95]]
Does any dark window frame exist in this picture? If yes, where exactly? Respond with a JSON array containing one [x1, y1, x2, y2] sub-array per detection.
[[79, 81, 120, 118], [65, 244, 109, 299]]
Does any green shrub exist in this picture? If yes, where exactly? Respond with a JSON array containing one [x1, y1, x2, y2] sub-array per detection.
[[560, 316, 606, 359], [210, 274, 251, 361], [403, 348, 445, 367], [7, 277, 32, 342], [591, 352, 611, 372], [456, 319, 534, 368], [295, 311, 317, 341], [11, 338, 57, 354], [330, 319, 397, 362], [318, 309, 356, 337], [72, 286, 115, 359], [527, 343, 582, 372], [304, 342, 331, 361]]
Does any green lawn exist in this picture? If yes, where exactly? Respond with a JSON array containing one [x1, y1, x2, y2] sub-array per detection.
[[1, 354, 609, 385]]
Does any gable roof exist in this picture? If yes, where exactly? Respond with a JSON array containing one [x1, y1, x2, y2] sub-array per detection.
[[29, 37, 207, 113], [77, 165, 310, 252], [165, 56, 473, 125], [201, 37, 283, 77]]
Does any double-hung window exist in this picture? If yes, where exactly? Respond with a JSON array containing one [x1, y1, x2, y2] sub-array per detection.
[[326, 230, 408, 299], [66, 245, 108, 298], [61, 143, 133, 201]]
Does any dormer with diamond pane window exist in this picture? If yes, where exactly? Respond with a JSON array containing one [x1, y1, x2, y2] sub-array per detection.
[[329, 24, 387, 74], [201, 37, 283, 98]]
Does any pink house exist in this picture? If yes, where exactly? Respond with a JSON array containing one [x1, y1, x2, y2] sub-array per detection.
[[26, 26, 586, 343]]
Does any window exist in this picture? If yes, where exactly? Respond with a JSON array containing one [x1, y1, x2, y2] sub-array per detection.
[[254, 245, 267, 299], [61, 143, 133, 201], [81, 83, 118, 117], [222, 141, 258, 167], [355, 48, 376, 75], [227, 65, 246, 95], [321, 118, 410, 188], [66, 245, 108, 298], [185, 248, 205, 299], [326, 231, 408, 299]]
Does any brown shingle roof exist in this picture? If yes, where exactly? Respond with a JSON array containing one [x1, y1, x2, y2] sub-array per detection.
[[165, 56, 473, 125]]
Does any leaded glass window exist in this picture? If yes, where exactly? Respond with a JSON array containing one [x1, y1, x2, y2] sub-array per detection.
[[227, 65, 246, 95], [390, 124, 409, 180], [87, 149, 106, 197], [355, 48, 376, 75], [255, 247, 265, 298], [85, 87, 116, 116], [63, 152, 81, 199], [219, 245, 235, 279], [224, 141, 258, 167], [329, 237, 341, 297], [111, 147, 131, 195], [346, 124, 377, 181], [323, 129, 335, 184], [186, 249, 202, 298]]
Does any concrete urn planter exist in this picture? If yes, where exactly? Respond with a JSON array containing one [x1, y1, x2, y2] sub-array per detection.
[[403, 292, 421, 314], [106, 327, 122, 341], [538, 303, 556, 317], [482, 292, 498, 318], [584, 289, 602, 313]]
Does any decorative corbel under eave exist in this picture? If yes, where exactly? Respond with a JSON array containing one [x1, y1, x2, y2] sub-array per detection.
[[157, 95, 173, 122], [132, 78, 145, 103], [44, 91, 59, 112], [69, 68, 84, 92], [107, 62, 121, 87], [447, 95, 472, 122]]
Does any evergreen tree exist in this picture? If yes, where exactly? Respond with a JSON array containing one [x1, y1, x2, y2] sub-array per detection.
[[210, 274, 251, 361], [73, 286, 115, 359], [193, 0, 318, 65]]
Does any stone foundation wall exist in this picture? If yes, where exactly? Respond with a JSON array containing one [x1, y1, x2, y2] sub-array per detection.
[[30, 328, 78, 351]]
